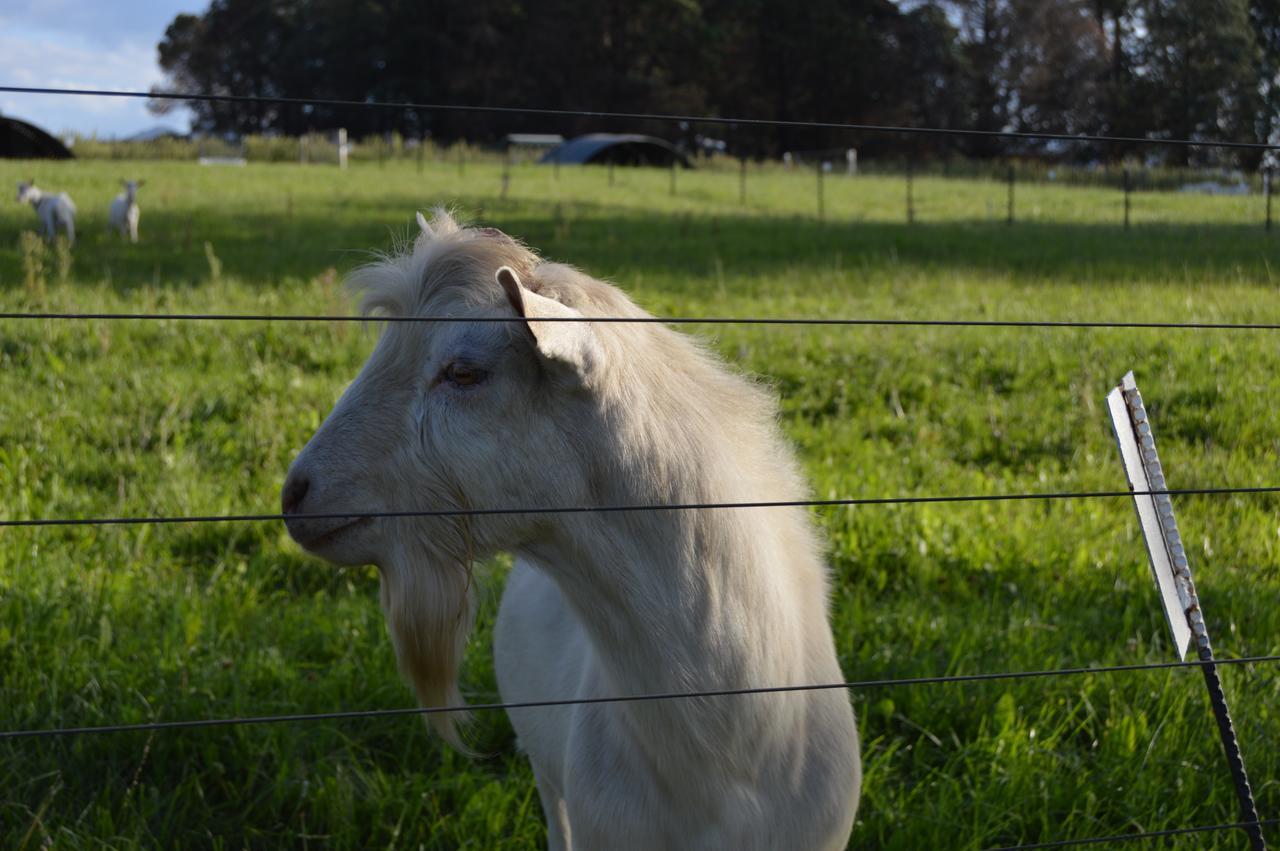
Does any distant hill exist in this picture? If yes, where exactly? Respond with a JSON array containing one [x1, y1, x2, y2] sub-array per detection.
[[125, 126, 187, 142]]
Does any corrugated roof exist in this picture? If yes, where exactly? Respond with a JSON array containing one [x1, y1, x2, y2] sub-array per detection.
[[541, 134, 692, 167], [0, 115, 73, 159]]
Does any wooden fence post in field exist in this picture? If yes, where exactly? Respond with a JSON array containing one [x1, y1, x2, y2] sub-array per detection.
[[1107, 372, 1268, 851], [337, 128, 348, 169], [1006, 163, 1015, 225], [817, 163, 825, 221], [1123, 168, 1131, 230], [1266, 168, 1272, 233], [906, 160, 915, 225]]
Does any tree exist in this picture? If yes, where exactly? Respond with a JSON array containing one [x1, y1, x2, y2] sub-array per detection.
[[1249, 0, 1280, 155], [1138, 0, 1263, 165]]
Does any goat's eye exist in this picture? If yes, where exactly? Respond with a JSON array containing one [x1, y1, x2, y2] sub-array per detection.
[[443, 362, 487, 387]]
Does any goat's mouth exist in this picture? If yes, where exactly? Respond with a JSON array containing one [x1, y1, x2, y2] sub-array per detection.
[[286, 515, 374, 552]]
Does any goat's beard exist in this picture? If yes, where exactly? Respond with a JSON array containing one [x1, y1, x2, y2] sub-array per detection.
[[379, 519, 476, 750]]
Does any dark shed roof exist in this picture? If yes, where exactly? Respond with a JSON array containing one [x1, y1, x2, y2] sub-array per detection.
[[541, 134, 692, 168], [0, 115, 73, 159]]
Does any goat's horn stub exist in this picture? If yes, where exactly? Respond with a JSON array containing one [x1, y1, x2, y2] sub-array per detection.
[[496, 266, 527, 318], [415, 211, 432, 235]]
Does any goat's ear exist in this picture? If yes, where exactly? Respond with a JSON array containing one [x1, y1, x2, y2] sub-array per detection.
[[496, 266, 600, 378]]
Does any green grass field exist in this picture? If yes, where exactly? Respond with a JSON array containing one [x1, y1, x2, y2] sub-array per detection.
[[1, 158, 1278, 849]]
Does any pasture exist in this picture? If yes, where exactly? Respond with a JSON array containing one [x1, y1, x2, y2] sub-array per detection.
[[1, 158, 1278, 849]]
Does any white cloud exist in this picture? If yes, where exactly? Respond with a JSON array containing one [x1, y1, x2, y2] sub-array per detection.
[[0, 1, 200, 137]]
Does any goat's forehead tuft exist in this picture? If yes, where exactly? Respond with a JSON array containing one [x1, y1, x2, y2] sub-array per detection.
[[349, 209, 538, 319]]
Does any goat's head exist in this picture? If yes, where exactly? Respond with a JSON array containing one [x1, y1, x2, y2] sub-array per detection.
[[281, 209, 605, 744], [16, 181, 37, 204]]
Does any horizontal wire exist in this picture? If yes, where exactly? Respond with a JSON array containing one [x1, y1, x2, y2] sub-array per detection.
[[3, 654, 1277, 740], [3, 85, 1277, 152], [985, 818, 1280, 851], [3, 312, 1280, 331], [4, 486, 1280, 529]]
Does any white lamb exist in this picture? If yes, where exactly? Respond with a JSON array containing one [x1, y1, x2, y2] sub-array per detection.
[[108, 180, 143, 243], [16, 181, 77, 245]]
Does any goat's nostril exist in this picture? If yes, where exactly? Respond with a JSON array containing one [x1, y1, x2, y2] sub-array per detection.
[[282, 474, 311, 514]]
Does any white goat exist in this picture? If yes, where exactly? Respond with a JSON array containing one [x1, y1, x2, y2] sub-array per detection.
[[108, 180, 143, 243], [16, 180, 77, 244], [282, 210, 861, 850]]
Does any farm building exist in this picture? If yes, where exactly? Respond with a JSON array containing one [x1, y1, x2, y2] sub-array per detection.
[[0, 114, 73, 159], [541, 133, 692, 168]]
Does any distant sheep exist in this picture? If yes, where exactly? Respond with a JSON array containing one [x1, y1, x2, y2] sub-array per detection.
[[16, 180, 77, 244], [108, 180, 144, 243]]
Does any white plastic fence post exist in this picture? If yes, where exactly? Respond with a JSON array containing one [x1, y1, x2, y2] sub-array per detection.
[[1106, 371, 1266, 851]]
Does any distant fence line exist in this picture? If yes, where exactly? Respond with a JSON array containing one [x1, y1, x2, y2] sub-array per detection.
[[58, 132, 1271, 190], [37, 133, 1275, 234]]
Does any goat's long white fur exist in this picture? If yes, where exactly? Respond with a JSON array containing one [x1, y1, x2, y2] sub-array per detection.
[[16, 181, 76, 244], [108, 180, 142, 243], [283, 210, 861, 850]]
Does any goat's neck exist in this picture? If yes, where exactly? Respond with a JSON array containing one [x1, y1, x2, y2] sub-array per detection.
[[523, 428, 811, 701]]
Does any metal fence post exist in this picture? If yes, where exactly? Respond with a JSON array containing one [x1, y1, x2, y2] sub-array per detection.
[[1108, 373, 1268, 851]]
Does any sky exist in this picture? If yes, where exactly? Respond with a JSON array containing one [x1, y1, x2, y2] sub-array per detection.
[[0, 0, 202, 138]]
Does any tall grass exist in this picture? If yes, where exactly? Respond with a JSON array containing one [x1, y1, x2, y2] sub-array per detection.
[[0, 158, 1277, 849]]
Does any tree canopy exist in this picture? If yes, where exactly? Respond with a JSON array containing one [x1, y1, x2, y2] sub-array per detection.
[[151, 0, 1280, 164]]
